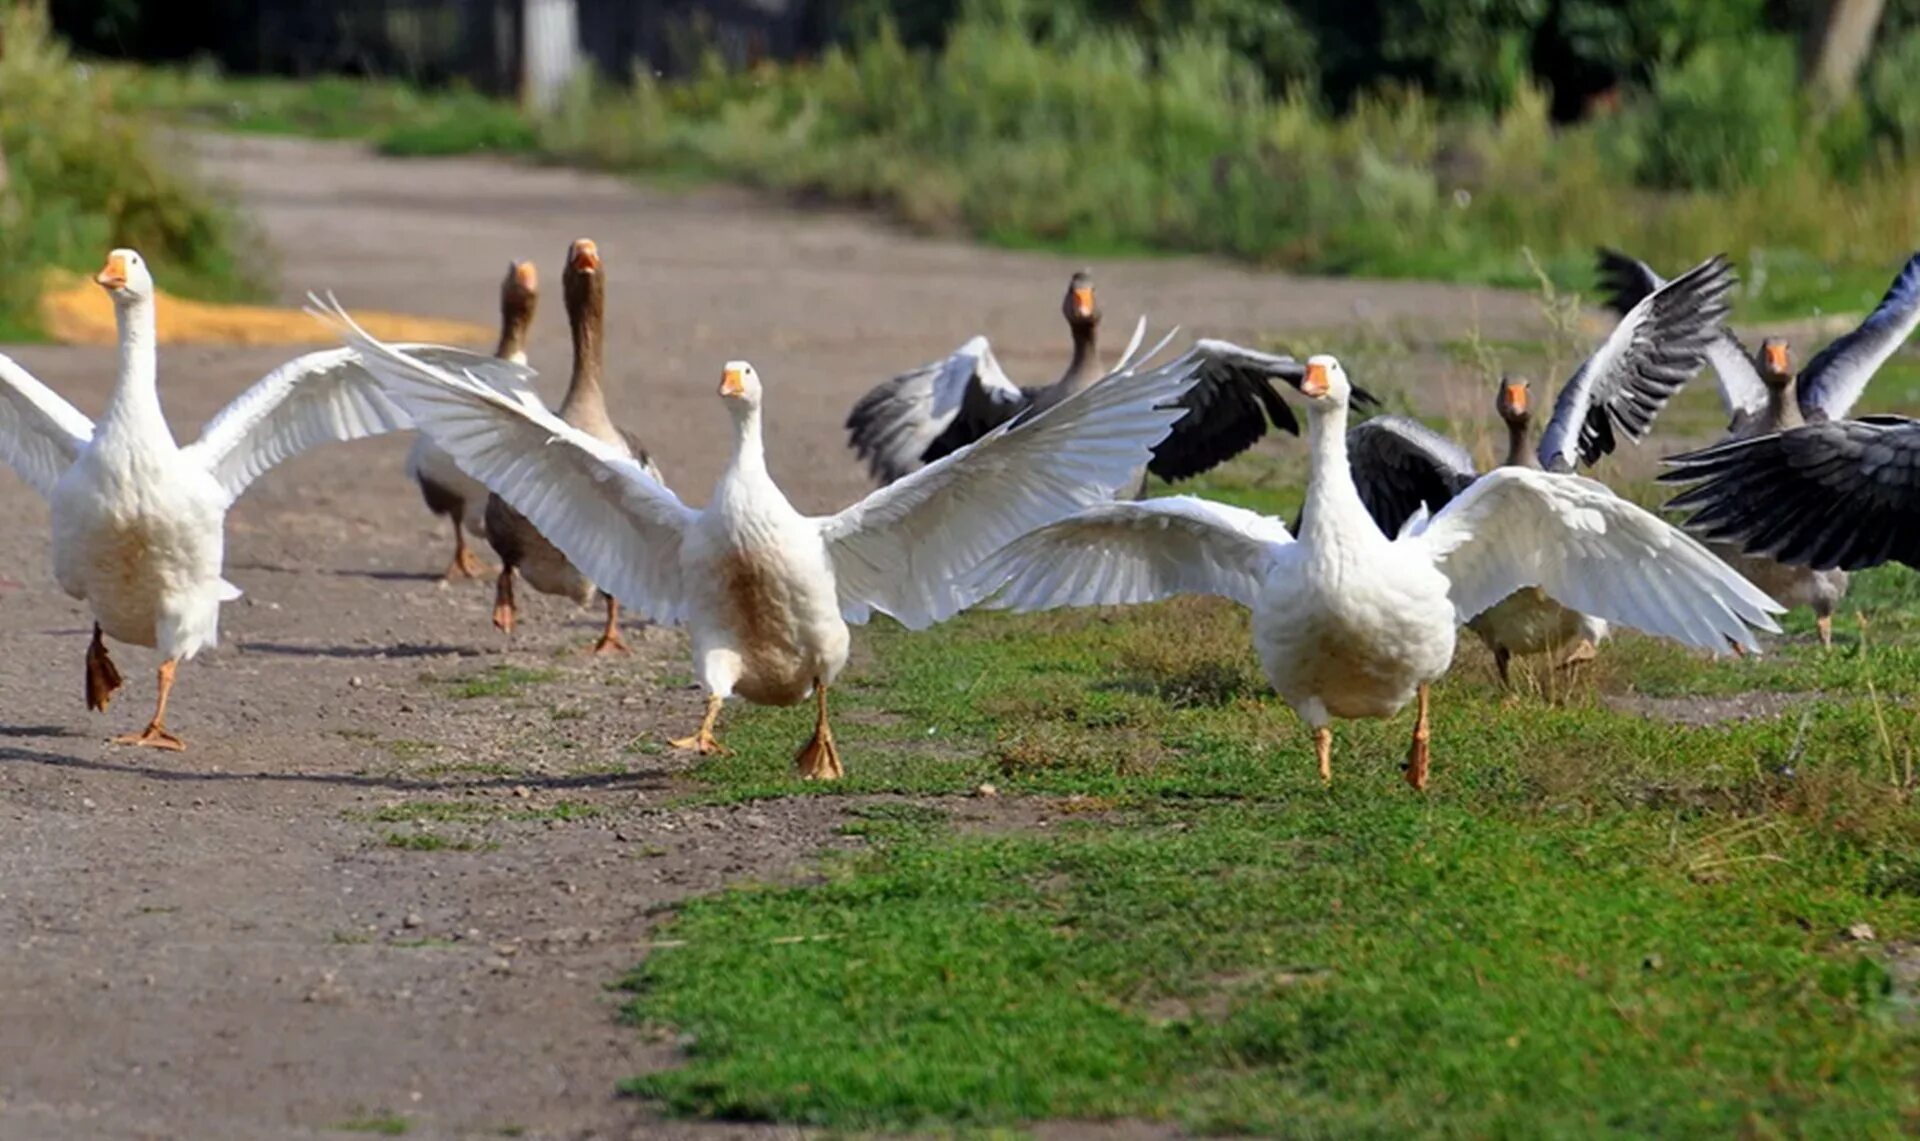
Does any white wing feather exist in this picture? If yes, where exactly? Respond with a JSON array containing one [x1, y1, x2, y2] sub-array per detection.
[[819, 351, 1203, 629], [1409, 467, 1782, 652], [311, 297, 698, 624], [0, 353, 94, 499], [970, 497, 1292, 612], [185, 342, 528, 504]]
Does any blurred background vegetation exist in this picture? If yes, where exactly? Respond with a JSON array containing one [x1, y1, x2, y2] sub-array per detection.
[[9, 0, 1920, 334]]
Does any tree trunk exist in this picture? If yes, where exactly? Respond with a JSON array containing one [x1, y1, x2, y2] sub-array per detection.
[[1806, 0, 1888, 109]]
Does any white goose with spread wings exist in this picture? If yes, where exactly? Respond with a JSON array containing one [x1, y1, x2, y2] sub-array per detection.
[[316, 297, 1199, 780], [1344, 254, 1736, 683], [0, 249, 516, 748], [970, 356, 1780, 789]]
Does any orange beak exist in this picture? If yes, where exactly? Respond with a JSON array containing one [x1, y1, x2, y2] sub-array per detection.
[[719, 365, 746, 398], [1763, 341, 1790, 373], [569, 239, 600, 273], [1070, 286, 1094, 318], [95, 252, 128, 291], [1300, 361, 1329, 398], [1503, 382, 1528, 414], [512, 261, 539, 292]]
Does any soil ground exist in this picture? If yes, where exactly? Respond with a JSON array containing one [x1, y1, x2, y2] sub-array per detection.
[[0, 135, 1539, 1139]]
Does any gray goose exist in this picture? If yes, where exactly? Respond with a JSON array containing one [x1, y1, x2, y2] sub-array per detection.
[[844, 271, 1337, 490], [1602, 249, 1920, 645], [486, 239, 658, 653], [406, 261, 537, 581], [1344, 254, 1735, 683]]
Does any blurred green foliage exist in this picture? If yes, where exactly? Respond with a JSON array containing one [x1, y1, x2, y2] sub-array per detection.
[[0, 5, 259, 339]]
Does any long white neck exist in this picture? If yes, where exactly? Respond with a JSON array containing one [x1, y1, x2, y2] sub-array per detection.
[[100, 295, 172, 445], [723, 400, 770, 488], [1298, 398, 1364, 544]]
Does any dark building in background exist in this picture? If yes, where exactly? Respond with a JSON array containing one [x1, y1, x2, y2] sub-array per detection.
[[50, 0, 826, 95]]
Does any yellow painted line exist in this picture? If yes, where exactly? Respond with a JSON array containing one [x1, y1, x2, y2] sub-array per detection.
[[39, 271, 493, 348]]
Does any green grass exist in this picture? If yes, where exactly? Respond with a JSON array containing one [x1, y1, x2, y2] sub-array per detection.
[[613, 455, 1920, 1131], [102, 60, 533, 155], [333, 1113, 409, 1135], [433, 664, 560, 700]]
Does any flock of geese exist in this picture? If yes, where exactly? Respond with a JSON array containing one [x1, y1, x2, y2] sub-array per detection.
[[1, 241, 1914, 788]]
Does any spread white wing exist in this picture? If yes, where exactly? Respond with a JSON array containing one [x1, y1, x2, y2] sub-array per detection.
[[0, 353, 94, 499], [970, 496, 1293, 612], [1409, 467, 1782, 652], [185, 342, 530, 505], [312, 298, 698, 624], [820, 347, 1202, 629]]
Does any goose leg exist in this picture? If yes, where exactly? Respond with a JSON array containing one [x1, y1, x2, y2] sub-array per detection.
[[1816, 611, 1834, 650], [1404, 684, 1431, 791], [492, 567, 517, 635], [591, 595, 631, 655], [85, 623, 123, 712], [113, 659, 185, 751], [1314, 727, 1332, 785], [793, 680, 844, 781], [444, 519, 485, 581], [669, 693, 727, 755], [1493, 646, 1512, 689]]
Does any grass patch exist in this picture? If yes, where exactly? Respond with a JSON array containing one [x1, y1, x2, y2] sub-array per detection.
[[332, 1113, 409, 1135], [621, 495, 1920, 1131], [433, 664, 560, 700], [382, 830, 489, 853], [0, 9, 261, 337]]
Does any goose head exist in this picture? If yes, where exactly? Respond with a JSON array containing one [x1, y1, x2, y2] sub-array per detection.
[[1758, 337, 1793, 389], [94, 248, 154, 305], [562, 238, 603, 315], [1495, 375, 1531, 428], [1294, 354, 1355, 409], [1061, 270, 1100, 331], [719, 360, 763, 409], [497, 260, 539, 362]]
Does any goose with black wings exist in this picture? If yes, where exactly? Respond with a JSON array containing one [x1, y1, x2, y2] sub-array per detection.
[[844, 270, 1365, 491]]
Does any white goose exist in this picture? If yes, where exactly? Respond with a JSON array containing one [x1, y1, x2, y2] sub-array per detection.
[[315, 298, 1199, 779], [969, 355, 1782, 789], [0, 249, 517, 749]]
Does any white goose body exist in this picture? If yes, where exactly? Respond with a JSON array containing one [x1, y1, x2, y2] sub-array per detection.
[[1258, 419, 1455, 722], [682, 425, 850, 707], [971, 355, 1782, 789], [0, 249, 520, 747], [321, 298, 1202, 778], [50, 384, 234, 657]]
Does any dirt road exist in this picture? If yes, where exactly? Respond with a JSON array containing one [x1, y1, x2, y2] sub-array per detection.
[[0, 135, 1535, 1139]]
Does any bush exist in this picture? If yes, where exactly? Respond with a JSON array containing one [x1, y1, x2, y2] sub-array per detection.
[[1627, 36, 1805, 191], [1866, 29, 1920, 158], [0, 6, 258, 336]]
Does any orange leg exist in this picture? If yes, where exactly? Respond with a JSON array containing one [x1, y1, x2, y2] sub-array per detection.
[[669, 693, 727, 754], [444, 519, 485, 581], [1313, 726, 1332, 785], [1404, 684, 1431, 791], [492, 567, 517, 634], [1816, 612, 1834, 650], [85, 624, 123, 712], [592, 595, 631, 655], [113, 659, 185, 751], [793, 681, 844, 781]]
